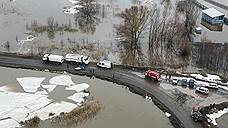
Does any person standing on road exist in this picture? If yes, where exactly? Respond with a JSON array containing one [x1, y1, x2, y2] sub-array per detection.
[[92, 68, 95, 79], [90, 68, 95, 79]]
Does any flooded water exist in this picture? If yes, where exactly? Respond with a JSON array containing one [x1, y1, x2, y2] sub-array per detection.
[[0, 0, 135, 54], [0, 66, 173, 128]]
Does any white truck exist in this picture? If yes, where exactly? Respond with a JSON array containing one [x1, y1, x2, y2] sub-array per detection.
[[65, 54, 90, 65], [42, 54, 64, 64]]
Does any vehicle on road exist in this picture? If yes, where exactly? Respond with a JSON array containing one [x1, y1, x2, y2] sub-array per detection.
[[42, 54, 64, 64], [172, 78, 178, 85], [196, 87, 209, 95], [65, 54, 90, 65], [191, 105, 203, 122], [177, 79, 188, 86], [181, 79, 188, 86], [189, 79, 196, 88], [144, 70, 160, 81], [97, 60, 112, 69], [207, 83, 219, 89]]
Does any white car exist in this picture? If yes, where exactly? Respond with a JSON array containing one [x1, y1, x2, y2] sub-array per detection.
[[172, 78, 178, 85], [196, 87, 209, 95], [97, 60, 112, 69], [208, 83, 218, 89]]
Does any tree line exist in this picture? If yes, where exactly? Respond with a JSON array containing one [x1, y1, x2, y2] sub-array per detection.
[[116, 0, 199, 67]]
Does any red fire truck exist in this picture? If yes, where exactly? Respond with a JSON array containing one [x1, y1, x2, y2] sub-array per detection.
[[144, 70, 160, 81]]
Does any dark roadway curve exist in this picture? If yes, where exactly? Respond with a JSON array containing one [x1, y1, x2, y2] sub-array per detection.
[[0, 55, 202, 128]]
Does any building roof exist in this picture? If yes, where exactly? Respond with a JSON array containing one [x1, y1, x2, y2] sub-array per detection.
[[202, 8, 224, 18]]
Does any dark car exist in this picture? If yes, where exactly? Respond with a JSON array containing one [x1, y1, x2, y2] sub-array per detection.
[[181, 79, 188, 86], [191, 111, 203, 122], [189, 79, 195, 88]]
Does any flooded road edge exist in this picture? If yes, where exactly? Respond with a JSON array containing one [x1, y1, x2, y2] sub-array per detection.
[[0, 52, 200, 128]]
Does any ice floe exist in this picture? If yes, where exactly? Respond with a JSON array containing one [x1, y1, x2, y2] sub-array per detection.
[[0, 119, 20, 128], [49, 75, 75, 86], [145, 95, 152, 102], [165, 112, 171, 118], [68, 92, 89, 103], [0, 75, 90, 127], [26, 101, 77, 120], [66, 83, 90, 92], [206, 108, 228, 125], [41, 84, 57, 92], [16, 77, 45, 93]]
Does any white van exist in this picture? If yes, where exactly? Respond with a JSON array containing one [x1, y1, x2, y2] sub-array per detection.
[[97, 60, 112, 69]]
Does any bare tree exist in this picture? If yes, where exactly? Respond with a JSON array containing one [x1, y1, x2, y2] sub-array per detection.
[[177, 0, 199, 40], [116, 6, 149, 66], [3, 41, 10, 52]]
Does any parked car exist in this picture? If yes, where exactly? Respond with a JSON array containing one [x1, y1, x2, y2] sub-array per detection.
[[196, 87, 209, 95], [207, 83, 219, 89], [42, 54, 64, 65], [181, 79, 188, 86], [144, 70, 160, 81], [189, 79, 196, 88], [97, 60, 112, 69], [172, 78, 178, 85], [191, 105, 203, 122]]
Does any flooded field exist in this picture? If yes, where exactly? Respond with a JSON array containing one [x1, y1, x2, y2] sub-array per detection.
[[0, 66, 173, 128]]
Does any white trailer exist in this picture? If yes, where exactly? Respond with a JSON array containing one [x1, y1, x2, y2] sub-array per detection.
[[65, 54, 90, 65], [42, 54, 64, 64]]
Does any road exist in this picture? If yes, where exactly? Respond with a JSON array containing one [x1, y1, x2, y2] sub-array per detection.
[[0, 54, 202, 128]]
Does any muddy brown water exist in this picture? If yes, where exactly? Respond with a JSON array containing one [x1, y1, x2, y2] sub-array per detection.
[[0, 66, 173, 128]]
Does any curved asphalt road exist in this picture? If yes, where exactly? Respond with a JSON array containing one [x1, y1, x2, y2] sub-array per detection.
[[0, 55, 202, 128]]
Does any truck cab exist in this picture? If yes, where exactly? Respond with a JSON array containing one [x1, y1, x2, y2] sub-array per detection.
[[144, 70, 160, 81]]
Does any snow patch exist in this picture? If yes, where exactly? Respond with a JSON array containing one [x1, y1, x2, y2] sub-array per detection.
[[16, 77, 45, 93], [68, 0, 79, 4], [206, 108, 228, 125], [165, 112, 171, 118]]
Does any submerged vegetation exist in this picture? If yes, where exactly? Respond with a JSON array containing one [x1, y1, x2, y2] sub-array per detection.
[[27, 17, 78, 39], [20, 116, 41, 128], [62, 101, 101, 125], [19, 101, 101, 128]]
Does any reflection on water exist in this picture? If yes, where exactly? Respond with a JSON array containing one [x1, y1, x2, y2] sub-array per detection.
[[76, 0, 100, 34], [0, 67, 173, 128]]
